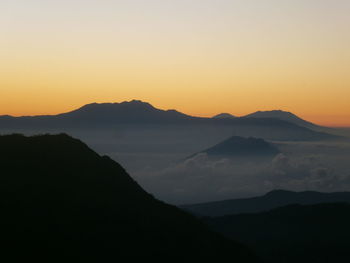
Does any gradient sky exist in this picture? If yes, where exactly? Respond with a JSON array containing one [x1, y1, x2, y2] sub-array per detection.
[[1, 0, 350, 126]]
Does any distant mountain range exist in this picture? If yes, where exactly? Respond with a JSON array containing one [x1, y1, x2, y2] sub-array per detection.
[[0, 134, 260, 261], [212, 109, 320, 129], [0, 100, 195, 127], [0, 100, 342, 141], [205, 203, 350, 263], [194, 136, 280, 158], [181, 189, 350, 217], [59, 100, 195, 123]]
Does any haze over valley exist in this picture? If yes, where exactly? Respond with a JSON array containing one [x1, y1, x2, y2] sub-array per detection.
[[1, 100, 350, 204]]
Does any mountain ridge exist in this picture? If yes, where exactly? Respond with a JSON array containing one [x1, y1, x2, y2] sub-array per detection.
[[181, 189, 350, 217], [204, 203, 350, 263], [0, 101, 342, 141], [185, 136, 280, 161], [201, 136, 280, 157], [243, 110, 318, 128], [0, 133, 260, 261]]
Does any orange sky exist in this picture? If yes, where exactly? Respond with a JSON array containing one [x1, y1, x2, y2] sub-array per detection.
[[1, 0, 350, 126]]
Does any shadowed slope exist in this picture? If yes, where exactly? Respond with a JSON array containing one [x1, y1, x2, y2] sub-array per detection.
[[182, 189, 350, 217], [0, 134, 260, 262], [205, 203, 350, 263]]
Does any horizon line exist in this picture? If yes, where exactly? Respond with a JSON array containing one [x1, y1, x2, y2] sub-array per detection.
[[1, 100, 349, 128]]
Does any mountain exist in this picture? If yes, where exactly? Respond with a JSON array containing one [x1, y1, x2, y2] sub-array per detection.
[[57, 100, 195, 123], [212, 113, 236, 119], [0, 100, 342, 141], [181, 189, 350, 217], [204, 203, 350, 263], [199, 136, 280, 158], [0, 134, 260, 262], [0, 100, 195, 127], [243, 110, 318, 129]]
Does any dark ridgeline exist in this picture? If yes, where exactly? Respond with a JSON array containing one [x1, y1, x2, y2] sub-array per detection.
[[181, 189, 350, 217], [0, 100, 342, 141], [204, 203, 350, 263], [57, 100, 196, 124], [0, 134, 260, 262], [0, 100, 196, 128], [201, 136, 280, 158]]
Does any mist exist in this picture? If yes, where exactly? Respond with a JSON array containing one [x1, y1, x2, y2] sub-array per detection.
[[1, 125, 350, 205]]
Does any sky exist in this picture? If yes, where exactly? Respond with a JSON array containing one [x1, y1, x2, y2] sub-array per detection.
[[1, 0, 350, 126]]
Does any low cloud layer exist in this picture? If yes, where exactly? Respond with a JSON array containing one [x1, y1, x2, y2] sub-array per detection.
[[135, 148, 350, 204]]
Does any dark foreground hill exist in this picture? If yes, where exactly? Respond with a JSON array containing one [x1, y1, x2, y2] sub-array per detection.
[[0, 134, 260, 262], [181, 189, 350, 217], [204, 203, 350, 263]]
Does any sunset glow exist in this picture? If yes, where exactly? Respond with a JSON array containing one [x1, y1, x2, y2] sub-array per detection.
[[1, 0, 350, 126]]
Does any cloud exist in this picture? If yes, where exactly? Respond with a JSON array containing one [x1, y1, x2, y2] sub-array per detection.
[[134, 148, 350, 204]]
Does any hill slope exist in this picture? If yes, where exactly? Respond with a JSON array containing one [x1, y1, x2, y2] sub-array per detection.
[[0, 134, 260, 262], [205, 203, 350, 263], [181, 189, 350, 217]]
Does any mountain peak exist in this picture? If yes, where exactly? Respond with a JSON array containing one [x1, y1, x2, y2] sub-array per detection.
[[58, 100, 192, 124], [252, 110, 296, 117], [212, 113, 236, 119], [202, 136, 280, 157], [244, 110, 317, 128], [79, 100, 155, 110], [120, 99, 154, 107]]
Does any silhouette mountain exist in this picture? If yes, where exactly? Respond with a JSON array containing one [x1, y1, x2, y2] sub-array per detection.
[[199, 136, 280, 158], [0, 100, 341, 141], [181, 189, 350, 217], [205, 203, 350, 263], [244, 110, 318, 129], [0, 100, 195, 128], [212, 113, 236, 119], [0, 134, 260, 262], [58, 100, 195, 123]]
